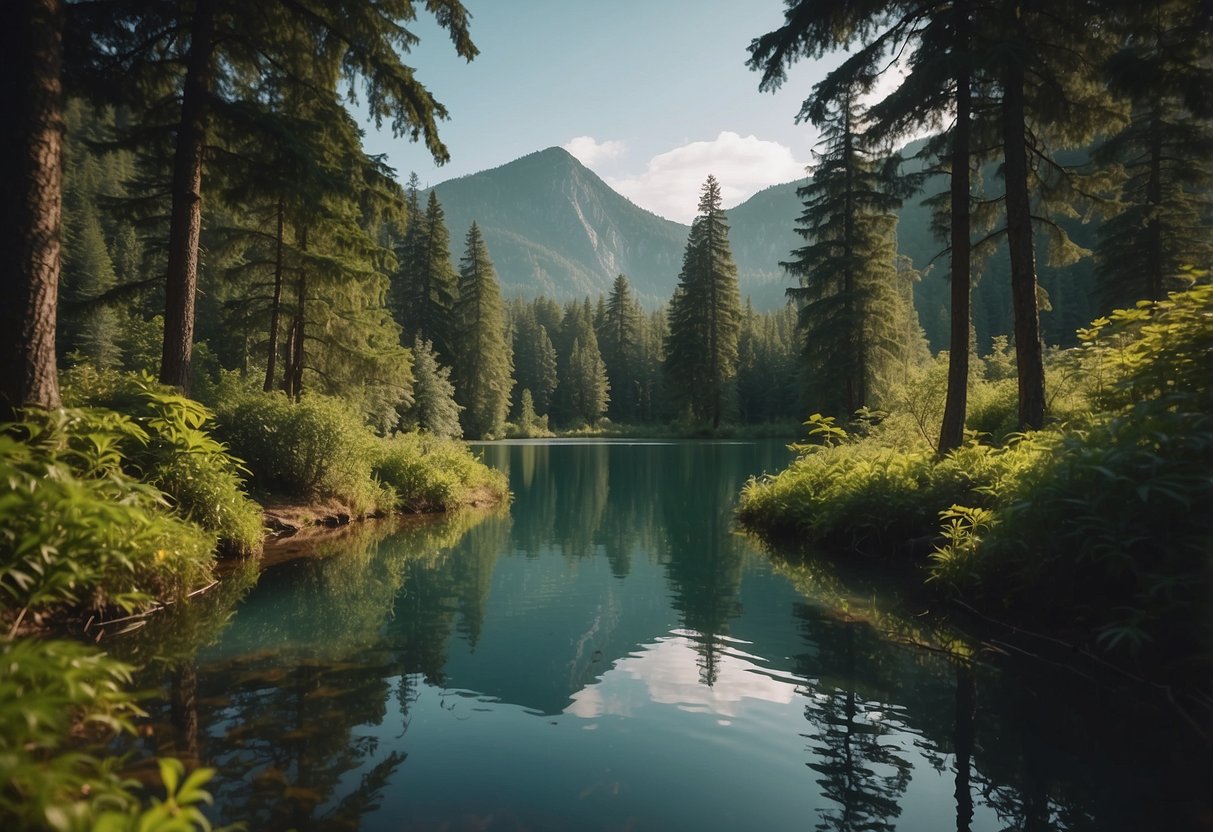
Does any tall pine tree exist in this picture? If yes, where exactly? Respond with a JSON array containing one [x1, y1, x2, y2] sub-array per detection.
[[1095, 0, 1213, 308], [782, 89, 909, 416], [598, 274, 643, 423], [453, 223, 512, 439], [69, 0, 477, 392], [665, 176, 742, 428], [401, 190, 460, 363]]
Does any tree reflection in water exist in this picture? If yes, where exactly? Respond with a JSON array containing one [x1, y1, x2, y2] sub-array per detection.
[[120, 509, 505, 830]]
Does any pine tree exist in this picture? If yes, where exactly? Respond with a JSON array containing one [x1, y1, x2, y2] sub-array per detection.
[[599, 274, 642, 422], [554, 301, 609, 425], [750, 0, 1125, 433], [390, 172, 424, 326], [781, 89, 909, 416], [1, 0, 64, 419], [751, 0, 990, 450], [511, 307, 560, 419], [62, 210, 121, 368], [453, 223, 512, 439], [664, 176, 743, 428], [211, 97, 411, 418], [979, 0, 1124, 429], [69, 0, 478, 392], [1095, 0, 1213, 308], [566, 337, 610, 425], [402, 336, 462, 439], [401, 191, 460, 363]]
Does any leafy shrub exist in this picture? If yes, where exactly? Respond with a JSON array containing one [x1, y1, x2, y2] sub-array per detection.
[[214, 391, 388, 515], [374, 432, 509, 512], [61, 368, 263, 556], [0, 638, 219, 831], [742, 286, 1213, 684], [0, 411, 215, 627], [738, 418, 1010, 551], [933, 287, 1213, 674], [215, 389, 508, 516]]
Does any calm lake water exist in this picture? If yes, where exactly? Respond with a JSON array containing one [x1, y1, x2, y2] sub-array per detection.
[[121, 440, 1207, 831]]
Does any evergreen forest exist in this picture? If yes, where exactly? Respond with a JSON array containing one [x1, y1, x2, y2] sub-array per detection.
[[1, 0, 1210, 829]]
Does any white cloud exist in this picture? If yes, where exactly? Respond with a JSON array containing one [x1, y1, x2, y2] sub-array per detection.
[[564, 633, 797, 720], [563, 135, 627, 166], [606, 132, 808, 224]]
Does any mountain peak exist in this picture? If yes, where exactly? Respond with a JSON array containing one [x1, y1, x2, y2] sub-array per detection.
[[427, 146, 688, 304]]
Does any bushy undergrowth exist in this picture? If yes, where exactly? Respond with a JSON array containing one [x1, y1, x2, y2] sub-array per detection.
[[738, 417, 1036, 550], [0, 638, 219, 831], [215, 388, 507, 515], [214, 391, 388, 515], [740, 286, 1213, 679], [0, 411, 215, 628], [375, 432, 508, 511], [933, 287, 1213, 672], [61, 368, 263, 556]]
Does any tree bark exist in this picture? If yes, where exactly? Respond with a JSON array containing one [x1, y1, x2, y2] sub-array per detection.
[[159, 0, 215, 393], [285, 227, 307, 400], [1146, 101, 1164, 301], [938, 2, 973, 455], [1001, 39, 1047, 431], [0, 0, 64, 421], [263, 195, 286, 392]]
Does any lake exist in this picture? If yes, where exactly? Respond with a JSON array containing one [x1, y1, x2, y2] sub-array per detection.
[[121, 439, 1207, 831]]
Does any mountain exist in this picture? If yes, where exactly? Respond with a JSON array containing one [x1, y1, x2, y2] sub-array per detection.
[[427, 147, 812, 309], [427, 147, 688, 306], [727, 181, 805, 309], [426, 143, 1099, 350]]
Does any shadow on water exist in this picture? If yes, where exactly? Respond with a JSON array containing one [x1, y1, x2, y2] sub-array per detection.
[[112, 440, 1211, 831], [766, 545, 1213, 832]]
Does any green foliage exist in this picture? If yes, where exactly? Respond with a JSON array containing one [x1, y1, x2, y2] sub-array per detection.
[[453, 223, 513, 438], [216, 388, 507, 516], [739, 435, 1012, 553], [61, 369, 263, 556], [0, 410, 215, 627], [373, 433, 508, 513], [0, 638, 221, 832], [665, 176, 743, 428], [399, 191, 460, 363], [401, 337, 463, 439], [214, 391, 388, 516], [504, 389, 553, 438], [745, 286, 1213, 683], [934, 286, 1213, 674]]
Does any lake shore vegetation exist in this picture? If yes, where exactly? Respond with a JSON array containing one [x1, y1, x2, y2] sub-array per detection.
[[739, 285, 1213, 697]]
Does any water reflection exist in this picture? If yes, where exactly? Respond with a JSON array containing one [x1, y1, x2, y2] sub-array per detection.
[[116, 441, 1207, 832], [565, 630, 798, 720]]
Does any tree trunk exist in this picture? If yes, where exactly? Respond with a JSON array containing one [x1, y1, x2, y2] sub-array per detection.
[[263, 195, 285, 392], [285, 227, 307, 400], [1146, 101, 1163, 301], [170, 663, 200, 766], [953, 663, 975, 832], [1001, 44, 1046, 431], [159, 0, 215, 393], [938, 3, 973, 455], [0, 0, 63, 421]]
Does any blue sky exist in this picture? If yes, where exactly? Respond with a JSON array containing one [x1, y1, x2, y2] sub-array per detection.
[[358, 1, 842, 223]]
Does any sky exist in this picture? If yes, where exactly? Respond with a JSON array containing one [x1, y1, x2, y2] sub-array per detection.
[[357, 1, 845, 224]]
